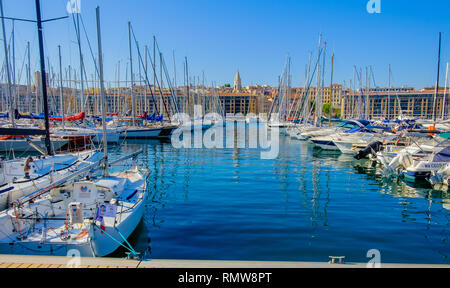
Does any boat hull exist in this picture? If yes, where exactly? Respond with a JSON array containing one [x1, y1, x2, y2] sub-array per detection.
[[92, 131, 120, 144], [91, 195, 146, 257], [0, 139, 68, 153], [310, 139, 339, 151], [120, 126, 175, 139]]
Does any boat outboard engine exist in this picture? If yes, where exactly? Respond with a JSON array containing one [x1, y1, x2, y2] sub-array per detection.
[[354, 141, 383, 160]]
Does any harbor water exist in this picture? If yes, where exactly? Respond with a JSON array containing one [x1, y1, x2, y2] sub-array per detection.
[[109, 123, 449, 265]]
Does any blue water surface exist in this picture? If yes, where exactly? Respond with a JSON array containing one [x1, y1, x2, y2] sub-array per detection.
[[115, 129, 449, 264]]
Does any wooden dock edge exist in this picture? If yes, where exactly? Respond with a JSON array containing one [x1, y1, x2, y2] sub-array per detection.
[[0, 254, 448, 268]]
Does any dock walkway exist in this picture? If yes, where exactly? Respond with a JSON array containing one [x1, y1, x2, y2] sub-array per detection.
[[0, 254, 448, 268]]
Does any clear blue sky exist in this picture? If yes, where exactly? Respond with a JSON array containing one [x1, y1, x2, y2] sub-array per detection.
[[2, 0, 449, 89]]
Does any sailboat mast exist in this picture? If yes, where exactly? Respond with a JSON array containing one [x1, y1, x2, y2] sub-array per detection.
[[432, 32, 441, 124], [128, 22, 136, 126], [58, 45, 65, 130], [96, 6, 108, 176], [75, 13, 85, 113], [329, 53, 334, 126], [0, 0, 15, 127], [11, 20, 16, 111], [35, 0, 52, 156], [387, 64, 391, 120], [443, 62, 448, 120], [144, 45, 148, 113], [27, 41, 31, 113]]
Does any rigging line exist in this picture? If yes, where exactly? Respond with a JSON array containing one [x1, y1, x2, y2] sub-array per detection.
[[154, 37, 178, 115], [129, 24, 166, 117], [161, 54, 180, 114], [79, 14, 99, 78], [302, 46, 324, 120], [155, 43, 177, 111]]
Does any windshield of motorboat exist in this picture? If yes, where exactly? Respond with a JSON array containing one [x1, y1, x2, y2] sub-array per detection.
[[338, 121, 361, 129]]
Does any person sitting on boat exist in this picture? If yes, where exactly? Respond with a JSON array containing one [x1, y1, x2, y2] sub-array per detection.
[[24, 156, 34, 179]]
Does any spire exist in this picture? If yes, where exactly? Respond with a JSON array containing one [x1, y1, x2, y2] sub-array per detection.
[[233, 71, 242, 92]]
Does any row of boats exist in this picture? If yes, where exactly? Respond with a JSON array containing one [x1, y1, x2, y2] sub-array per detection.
[[0, 110, 215, 258], [276, 118, 450, 191], [0, 112, 177, 153]]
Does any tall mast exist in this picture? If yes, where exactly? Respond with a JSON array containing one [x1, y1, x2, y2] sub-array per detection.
[[173, 50, 178, 114], [117, 61, 120, 114], [58, 45, 65, 129], [96, 6, 108, 176], [27, 41, 31, 113], [443, 62, 448, 120], [137, 41, 141, 115], [387, 64, 391, 120], [68, 65, 72, 114], [315, 34, 322, 126], [366, 66, 370, 119], [35, 0, 52, 155], [185, 57, 190, 116], [11, 19, 16, 111], [75, 12, 85, 113], [433, 32, 441, 124], [159, 51, 164, 118], [144, 45, 148, 113], [329, 53, 334, 126], [0, 0, 15, 127], [173, 50, 177, 88], [128, 22, 136, 126]]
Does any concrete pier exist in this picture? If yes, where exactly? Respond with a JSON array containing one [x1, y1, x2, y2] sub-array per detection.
[[0, 254, 448, 268]]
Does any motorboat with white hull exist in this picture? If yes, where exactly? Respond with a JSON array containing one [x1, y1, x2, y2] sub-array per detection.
[[400, 146, 450, 182], [429, 163, 450, 191]]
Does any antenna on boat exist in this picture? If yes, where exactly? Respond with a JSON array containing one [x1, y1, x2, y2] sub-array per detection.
[[95, 6, 108, 177]]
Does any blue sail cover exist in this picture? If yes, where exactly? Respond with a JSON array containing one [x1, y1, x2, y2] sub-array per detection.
[[344, 127, 362, 133], [14, 113, 44, 119], [356, 120, 371, 127], [433, 146, 450, 162]]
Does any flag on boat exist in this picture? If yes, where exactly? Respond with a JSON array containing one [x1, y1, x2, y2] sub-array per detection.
[[66, 0, 81, 14]]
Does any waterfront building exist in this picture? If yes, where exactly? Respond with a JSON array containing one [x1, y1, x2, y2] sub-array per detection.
[[2, 70, 447, 120], [341, 87, 448, 119]]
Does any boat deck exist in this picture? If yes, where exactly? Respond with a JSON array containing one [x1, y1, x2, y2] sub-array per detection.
[[0, 254, 447, 268]]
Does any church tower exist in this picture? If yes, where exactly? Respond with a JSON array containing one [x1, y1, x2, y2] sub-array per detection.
[[233, 71, 242, 92]]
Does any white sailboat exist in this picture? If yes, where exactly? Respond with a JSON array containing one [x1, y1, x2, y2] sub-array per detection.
[[0, 136, 68, 152], [0, 5, 149, 258], [0, 149, 103, 210], [0, 161, 148, 257]]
